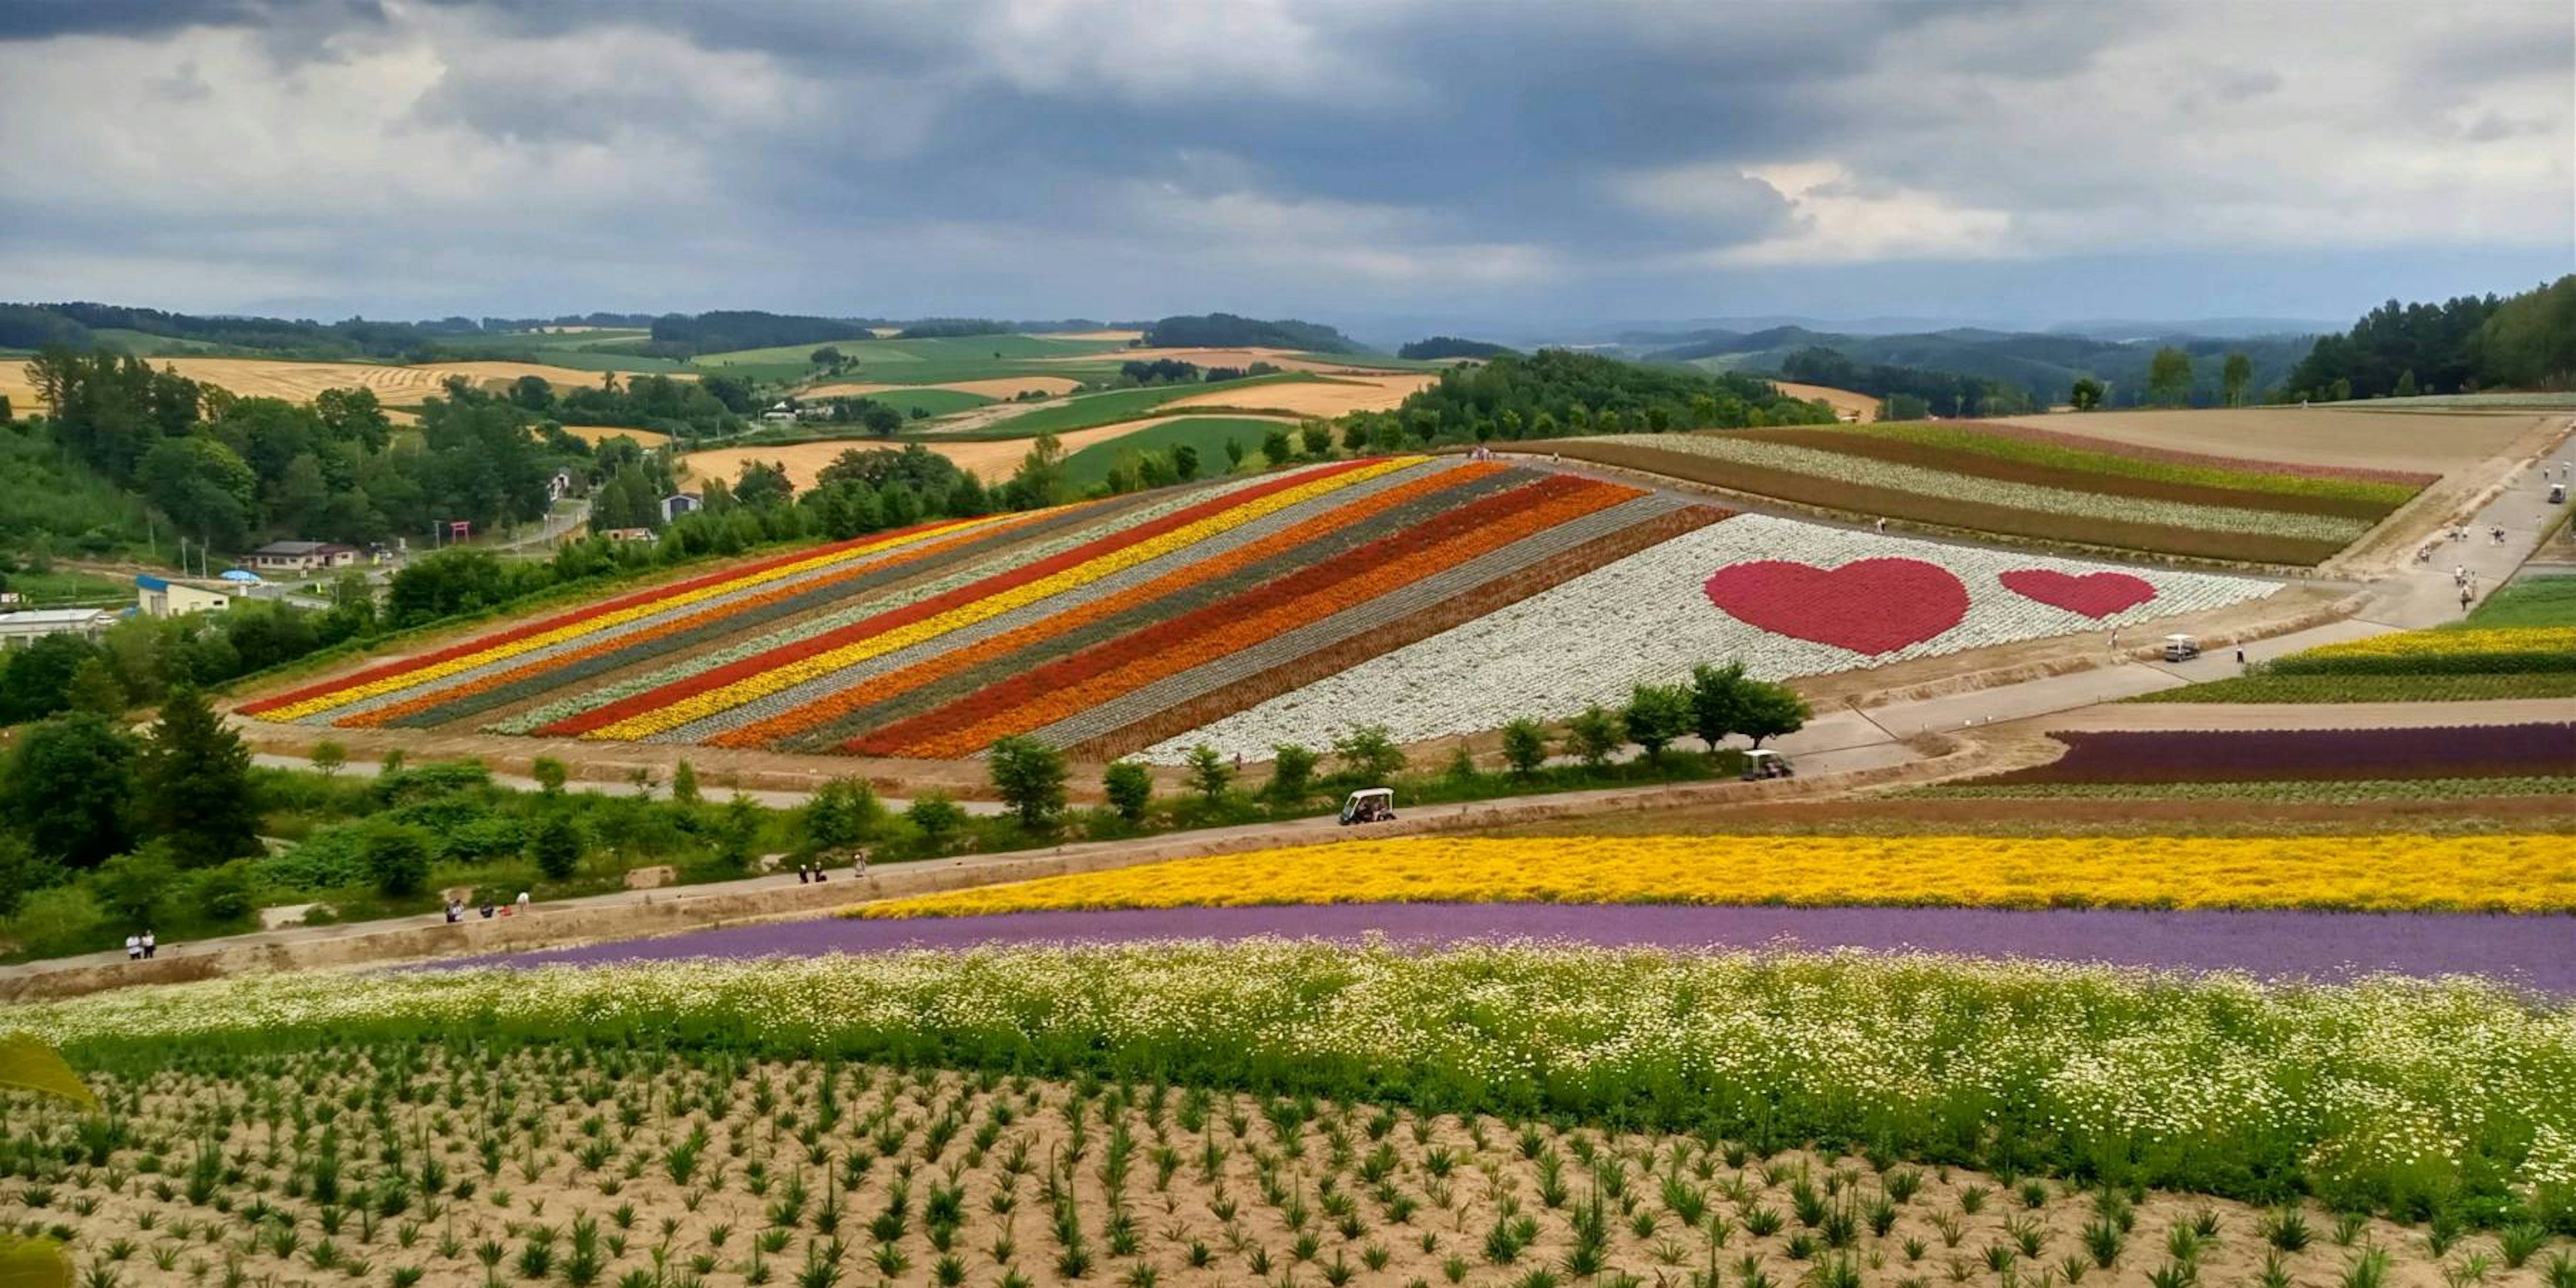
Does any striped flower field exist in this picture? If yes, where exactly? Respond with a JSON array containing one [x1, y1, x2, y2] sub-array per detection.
[[242, 456, 2275, 758]]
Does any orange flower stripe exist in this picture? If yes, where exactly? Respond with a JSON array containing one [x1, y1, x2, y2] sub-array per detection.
[[879, 477, 1634, 758], [573, 458, 1425, 741], [331, 512, 1054, 729], [702, 462, 1515, 749], [251, 515, 1007, 723]]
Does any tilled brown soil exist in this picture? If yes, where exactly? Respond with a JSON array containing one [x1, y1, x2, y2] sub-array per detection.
[[1741, 427, 2400, 520]]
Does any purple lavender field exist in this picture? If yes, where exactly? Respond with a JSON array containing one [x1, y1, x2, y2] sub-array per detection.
[[431, 904, 2576, 992]]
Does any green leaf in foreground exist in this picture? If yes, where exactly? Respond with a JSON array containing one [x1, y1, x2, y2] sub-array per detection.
[[0, 1032, 97, 1110]]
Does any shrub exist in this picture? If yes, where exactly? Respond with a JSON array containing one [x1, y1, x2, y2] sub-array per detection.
[[988, 737, 1068, 830], [1102, 763, 1155, 825], [531, 814, 584, 881], [1267, 745, 1318, 803], [1331, 725, 1407, 785], [359, 823, 434, 898], [1499, 720, 1550, 778]]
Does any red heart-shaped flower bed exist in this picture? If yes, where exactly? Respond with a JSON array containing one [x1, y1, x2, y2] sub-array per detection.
[[1998, 569, 2157, 619], [1703, 558, 1969, 655]]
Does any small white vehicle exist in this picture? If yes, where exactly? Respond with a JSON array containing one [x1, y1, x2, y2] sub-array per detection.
[[1339, 788, 1396, 826], [2550, 482, 2566, 505], [2163, 634, 2202, 662], [1741, 749, 1796, 782]]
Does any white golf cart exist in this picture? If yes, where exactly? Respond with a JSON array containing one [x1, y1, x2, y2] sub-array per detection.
[[2163, 634, 2202, 662], [2550, 482, 2567, 506], [1741, 749, 1796, 782], [1338, 788, 1396, 826]]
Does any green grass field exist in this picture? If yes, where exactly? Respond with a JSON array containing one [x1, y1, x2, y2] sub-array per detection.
[[857, 387, 996, 419], [1061, 417, 1290, 486], [2463, 573, 2576, 628], [87, 328, 227, 356], [957, 372, 1313, 439], [691, 331, 1134, 384]]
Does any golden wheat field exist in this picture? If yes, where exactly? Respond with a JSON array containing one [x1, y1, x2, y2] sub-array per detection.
[[1166, 372, 1436, 416], [0, 357, 684, 413], [1774, 380, 1881, 422]]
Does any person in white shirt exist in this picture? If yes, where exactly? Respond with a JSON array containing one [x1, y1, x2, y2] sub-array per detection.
[[125, 934, 142, 961]]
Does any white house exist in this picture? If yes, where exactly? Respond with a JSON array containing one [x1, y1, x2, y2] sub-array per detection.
[[246, 541, 360, 574], [661, 493, 702, 522], [135, 574, 233, 619], [0, 608, 115, 649], [762, 402, 797, 424]]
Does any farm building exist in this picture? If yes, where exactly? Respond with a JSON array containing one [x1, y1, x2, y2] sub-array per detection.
[[246, 541, 360, 574], [0, 607, 115, 649], [661, 494, 702, 522], [762, 402, 796, 423], [135, 574, 233, 618], [602, 527, 656, 543]]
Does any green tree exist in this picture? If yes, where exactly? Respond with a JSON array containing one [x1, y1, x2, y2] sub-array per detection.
[[670, 759, 700, 805], [93, 843, 178, 926], [1738, 680, 1813, 747], [2070, 377, 2105, 411], [712, 797, 763, 873], [2146, 347, 2194, 407], [2394, 368, 2419, 398], [309, 741, 348, 777], [2220, 352, 2254, 406], [136, 688, 258, 869], [65, 658, 125, 716], [987, 736, 1067, 829], [138, 434, 259, 549], [1300, 422, 1333, 458], [1183, 745, 1233, 804], [1330, 724, 1408, 784], [1260, 427, 1294, 466], [530, 755, 567, 794], [905, 792, 967, 851], [1499, 718, 1550, 777], [1102, 761, 1155, 824], [1566, 705, 1623, 769], [1621, 682, 1693, 765], [5, 714, 137, 869], [360, 822, 433, 898], [1688, 661, 1749, 752], [803, 779, 877, 855], [1266, 744, 1318, 802], [532, 812, 584, 881]]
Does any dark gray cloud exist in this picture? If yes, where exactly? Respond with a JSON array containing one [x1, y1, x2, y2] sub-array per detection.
[[0, 0, 2567, 327]]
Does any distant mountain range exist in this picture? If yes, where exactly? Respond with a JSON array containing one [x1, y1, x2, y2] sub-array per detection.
[[1614, 324, 2320, 407]]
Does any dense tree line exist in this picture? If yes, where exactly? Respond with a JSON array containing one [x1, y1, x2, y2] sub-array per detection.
[[505, 371, 749, 439], [2284, 275, 2575, 400], [1373, 349, 1839, 445], [1141, 313, 1360, 354], [1397, 337, 1517, 360], [641, 310, 871, 358], [1776, 347, 2037, 419]]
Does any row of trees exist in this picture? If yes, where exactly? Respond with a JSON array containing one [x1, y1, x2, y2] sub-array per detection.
[[1779, 347, 2036, 420], [977, 663, 1811, 830], [2284, 275, 2575, 400]]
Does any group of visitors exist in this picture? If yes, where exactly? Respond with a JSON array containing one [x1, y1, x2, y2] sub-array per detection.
[[443, 892, 532, 923], [123, 930, 157, 960], [796, 856, 865, 883]]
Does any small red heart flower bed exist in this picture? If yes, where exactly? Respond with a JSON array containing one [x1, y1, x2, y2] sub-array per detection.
[[1703, 558, 1970, 655], [1996, 569, 2158, 619]]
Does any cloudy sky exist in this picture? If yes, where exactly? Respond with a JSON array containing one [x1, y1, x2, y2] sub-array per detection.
[[2, 0, 2569, 333]]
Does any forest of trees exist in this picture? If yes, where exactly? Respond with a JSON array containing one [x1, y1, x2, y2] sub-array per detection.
[[641, 310, 872, 358], [1141, 313, 1360, 354], [1397, 337, 1516, 360], [504, 370, 750, 439], [1776, 347, 2037, 419], [1364, 349, 1838, 445], [2284, 275, 2576, 400], [18, 348, 567, 552]]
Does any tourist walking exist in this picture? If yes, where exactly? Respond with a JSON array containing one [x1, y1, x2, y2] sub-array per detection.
[[125, 933, 142, 961], [142, 930, 156, 959]]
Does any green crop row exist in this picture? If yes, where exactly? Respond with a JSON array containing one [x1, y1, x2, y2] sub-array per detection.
[[2134, 673, 2576, 703]]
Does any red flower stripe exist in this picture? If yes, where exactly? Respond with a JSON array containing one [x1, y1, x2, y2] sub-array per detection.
[[333, 513, 1053, 729], [533, 459, 1386, 737], [237, 512, 998, 716], [859, 474, 1637, 759], [704, 462, 1515, 749]]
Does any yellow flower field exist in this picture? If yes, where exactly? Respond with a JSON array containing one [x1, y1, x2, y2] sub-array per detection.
[[2301, 626, 2576, 659], [861, 835, 2576, 917]]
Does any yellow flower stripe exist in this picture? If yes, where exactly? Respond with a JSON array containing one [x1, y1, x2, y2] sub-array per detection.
[[2300, 626, 2576, 659], [582, 457, 1430, 741], [863, 834, 2576, 916], [262, 516, 1008, 722]]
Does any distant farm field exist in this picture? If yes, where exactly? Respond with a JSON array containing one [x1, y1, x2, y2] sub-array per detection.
[[1161, 371, 1436, 417], [0, 355, 685, 412], [1773, 380, 1880, 421], [1988, 408, 2546, 474], [557, 423, 670, 447], [684, 411, 1300, 486], [808, 375, 1085, 400]]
